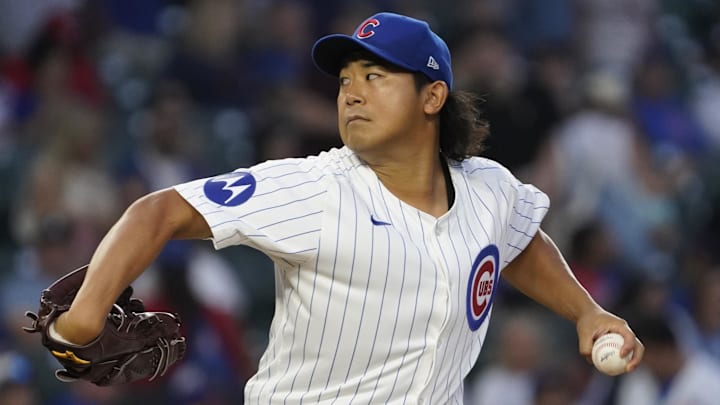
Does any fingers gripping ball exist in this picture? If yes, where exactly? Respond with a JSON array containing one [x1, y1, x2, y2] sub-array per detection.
[[591, 333, 632, 376], [23, 265, 187, 386]]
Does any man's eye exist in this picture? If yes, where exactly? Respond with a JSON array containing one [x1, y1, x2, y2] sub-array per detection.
[[339, 77, 350, 86], [367, 73, 380, 80]]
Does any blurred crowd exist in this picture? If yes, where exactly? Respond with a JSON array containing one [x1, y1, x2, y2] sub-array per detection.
[[0, 0, 718, 404]]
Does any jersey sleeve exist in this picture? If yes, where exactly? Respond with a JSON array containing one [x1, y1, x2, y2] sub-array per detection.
[[501, 175, 550, 267], [173, 158, 328, 263]]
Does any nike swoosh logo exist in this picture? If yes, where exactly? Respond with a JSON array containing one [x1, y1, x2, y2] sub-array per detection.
[[371, 215, 391, 226]]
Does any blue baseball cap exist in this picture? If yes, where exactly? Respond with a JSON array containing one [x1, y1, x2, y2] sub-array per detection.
[[312, 12, 453, 89]]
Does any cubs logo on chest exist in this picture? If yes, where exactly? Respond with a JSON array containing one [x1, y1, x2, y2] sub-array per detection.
[[466, 244, 499, 331]]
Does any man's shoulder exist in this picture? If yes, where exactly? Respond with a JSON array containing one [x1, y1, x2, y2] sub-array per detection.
[[455, 156, 515, 182], [252, 147, 358, 176]]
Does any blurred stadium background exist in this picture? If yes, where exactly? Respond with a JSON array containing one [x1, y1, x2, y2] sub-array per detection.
[[0, 0, 718, 404]]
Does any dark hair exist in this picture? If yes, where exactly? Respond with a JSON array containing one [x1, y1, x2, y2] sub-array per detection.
[[340, 51, 489, 161], [411, 72, 488, 161]]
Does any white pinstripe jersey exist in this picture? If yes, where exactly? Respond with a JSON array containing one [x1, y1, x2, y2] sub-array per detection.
[[174, 146, 549, 404]]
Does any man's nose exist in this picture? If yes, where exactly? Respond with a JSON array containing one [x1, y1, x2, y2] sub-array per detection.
[[343, 84, 364, 105]]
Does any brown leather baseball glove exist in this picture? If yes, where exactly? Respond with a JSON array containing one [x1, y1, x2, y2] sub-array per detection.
[[23, 265, 186, 386]]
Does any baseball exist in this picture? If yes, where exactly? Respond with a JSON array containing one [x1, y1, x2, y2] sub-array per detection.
[[591, 333, 632, 376]]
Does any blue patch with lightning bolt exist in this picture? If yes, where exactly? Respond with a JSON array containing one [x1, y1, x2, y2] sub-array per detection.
[[203, 171, 256, 206]]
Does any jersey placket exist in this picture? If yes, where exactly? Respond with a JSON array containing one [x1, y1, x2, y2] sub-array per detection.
[[416, 215, 453, 400]]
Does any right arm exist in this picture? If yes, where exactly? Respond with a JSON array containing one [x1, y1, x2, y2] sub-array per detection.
[[54, 188, 211, 344]]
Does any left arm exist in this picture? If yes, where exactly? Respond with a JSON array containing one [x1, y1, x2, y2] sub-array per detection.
[[501, 229, 644, 373]]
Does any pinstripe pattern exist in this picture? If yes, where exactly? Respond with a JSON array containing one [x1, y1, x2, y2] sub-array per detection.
[[173, 147, 549, 404]]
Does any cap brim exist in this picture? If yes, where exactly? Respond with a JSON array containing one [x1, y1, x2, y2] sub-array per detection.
[[311, 34, 415, 78]]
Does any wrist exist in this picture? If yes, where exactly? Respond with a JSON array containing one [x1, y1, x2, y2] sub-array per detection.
[[54, 310, 104, 346], [568, 299, 604, 324], [48, 321, 77, 345]]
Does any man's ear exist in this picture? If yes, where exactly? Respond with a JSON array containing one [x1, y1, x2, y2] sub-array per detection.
[[423, 81, 449, 115]]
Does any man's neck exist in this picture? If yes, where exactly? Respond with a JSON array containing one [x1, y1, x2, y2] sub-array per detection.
[[367, 152, 451, 218]]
